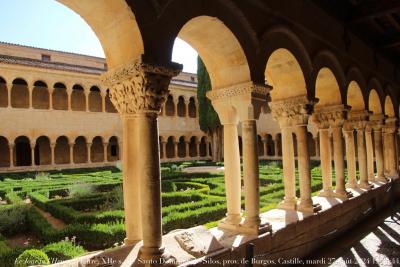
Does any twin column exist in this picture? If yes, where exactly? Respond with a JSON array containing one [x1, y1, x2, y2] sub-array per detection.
[[207, 82, 271, 234]]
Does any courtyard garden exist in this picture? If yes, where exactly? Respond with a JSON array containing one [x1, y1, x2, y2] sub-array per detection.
[[0, 160, 326, 266]]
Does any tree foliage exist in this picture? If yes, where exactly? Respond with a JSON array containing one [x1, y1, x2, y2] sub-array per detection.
[[197, 57, 221, 132]]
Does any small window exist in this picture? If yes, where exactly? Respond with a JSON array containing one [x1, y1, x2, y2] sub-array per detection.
[[111, 145, 118, 156], [41, 54, 51, 62]]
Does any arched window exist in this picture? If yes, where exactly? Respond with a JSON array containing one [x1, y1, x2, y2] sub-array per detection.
[[188, 97, 196, 118], [276, 134, 282, 156], [0, 77, 7, 107], [178, 136, 186, 158], [14, 136, 31, 166], [71, 84, 85, 111], [189, 137, 197, 157], [74, 136, 87, 164], [200, 137, 207, 157], [32, 81, 49, 110], [177, 96, 186, 117], [35, 136, 51, 165], [11, 78, 29, 108], [89, 86, 102, 112], [166, 137, 175, 158], [165, 95, 175, 116], [91, 136, 104, 162], [53, 82, 68, 110], [0, 136, 10, 167], [55, 136, 70, 164], [108, 136, 119, 161], [105, 89, 117, 113], [258, 135, 264, 156]]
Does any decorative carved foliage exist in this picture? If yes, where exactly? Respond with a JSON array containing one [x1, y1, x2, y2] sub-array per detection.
[[269, 95, 313, 127], [383, 117, 398, 134], [101, 59, 182, 115], [312, 105, 347, 129], [344, 110, 370, 130]]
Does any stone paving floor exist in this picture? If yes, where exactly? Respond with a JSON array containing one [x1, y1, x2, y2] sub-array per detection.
[[304, 205, 400, 267]]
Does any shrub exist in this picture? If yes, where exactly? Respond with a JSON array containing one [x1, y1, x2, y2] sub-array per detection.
[[68, 184, 95, 198], [35, 172, 51, 181], [15, 249, 50, 267], [26, 208, 58, 244], [42, 240, 86, 261], [102, 186, 124, 210], [0, 204, 27, 236]]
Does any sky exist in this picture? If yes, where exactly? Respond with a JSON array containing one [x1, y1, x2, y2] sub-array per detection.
[[0, 0, 198, 73]]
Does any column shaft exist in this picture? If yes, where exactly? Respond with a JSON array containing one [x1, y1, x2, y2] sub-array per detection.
[[274, 139, 279, 157], [332, 127, 346, 197], [278, 127, 296, 209], [50, 144, 55, 165], [314, 138, 320, 158], [69, 144, 74, 165], [87, 144, 92, 163], [344, 130, 357, 188], [241, 120, 260, 228], [9, 145, 14, 168], [103, 143, 108, 162], [185, 142, 190, 158], [31, 144, 36, 166], [374, 129, 385, 181], [319, 128, 333, 196], [365, 129, 375, 182], [174, 142, 178, 158], [263, 140, 268, 157], [295, 125, 314, 212], [220, 123, 242, 225], [49, 90, 53, 110], [357, 128, 370, 189], [385, 130, 398, 177]]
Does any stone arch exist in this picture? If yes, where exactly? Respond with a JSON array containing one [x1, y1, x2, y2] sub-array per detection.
[[105, 89, 117, 113], [71, 84, 85, 111], [32, 81, 49, 110], [312, 50, 346, 103], [57, 0, 144, 68], [177, 96, 186, 117], [368, 89, 382, 114], [384, 95, 395, 117], [0, 136, 10, 167], [14, 136, 31, 166], [367, 78, 385, 113], [262, 26, 313, 100], [347, 81, 365, 111], [166, 136, 175, 158], [188, 97, 196, 118], [35, 136, 51, 165], [0, 76, 7, 107], [257, 135, 264, 156], [55, 136, 70, 164], [91, 136, 104, 162], [346, 67, 367, 109], [189, 136, 197, 157], [177, 15, 251, 90], [200, 137, 207, 157], [315, 68, 342, 107], [177, 136, 186, 158], [165, 95, 175, 116], [88, 86, 102, 112], [108, 136, 119, 162], [11, 78, 29, 108], [74, 136, 87, 164], [53, 82, 68, 110]]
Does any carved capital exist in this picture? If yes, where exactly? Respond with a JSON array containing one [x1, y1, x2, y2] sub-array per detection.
[[269, 95, 313, 127], [312, 104, 347, 129], [345, 110, 370, 130], [368, 114, 385, 131], [101, 59, 182, 115], [383, 117, 398, 134]]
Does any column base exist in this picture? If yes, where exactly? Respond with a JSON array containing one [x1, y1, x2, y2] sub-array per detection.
[[297, 202, 322, 214], [318, 189, 334, 197], [359, 182, 373, 190], [218, 214, 242, 231], [333, 190, 352, 200], [375, 176, 389, 183], [346, 182, 359, 189], [138, 246, 176, 266], [239, 220, 272, 235], [277, 199, 297, 210], [124, 238, 141, 246]]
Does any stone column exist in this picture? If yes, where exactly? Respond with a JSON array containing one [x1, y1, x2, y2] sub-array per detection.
[[343, 127, 358, 188], [373, 123, 386, 182], [274, 138, 279, 157], [31, 142, 36, 166], [69, 143, 74, 165], [332, 126, 348, 198], [208, 82, 271, 234], [49, 88, 54, 110], [85, 91, 90, 112], [263, 138, 268, 157], [9, 143, 14, 168], [174, 142, 179, 159], [102, 59, 182, 262], [28, 85, 33, 109], [101, 92, 106, 112], [103, 142, 108, 162], [87, 143, 92, 163], [383, 118, 399, 179], [318, 128, 333, 196], [355, 123, 370, 189], [50, 143, 55, 165], [185, 140, 190, 158], [196, 141, 201, 158], [314, 137, 320, 158], [161, 141, 167, 160], [184, 100, 189, 117], [67, 89, 72, 111], [7, 83, 11, 108], [365, 126, 375, 182]]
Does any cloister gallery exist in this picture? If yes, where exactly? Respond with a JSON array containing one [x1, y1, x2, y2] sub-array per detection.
[[1, 0, 400, 266]]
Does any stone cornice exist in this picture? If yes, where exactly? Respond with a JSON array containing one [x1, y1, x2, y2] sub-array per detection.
[[269, 95, 313, 127], [101, 59, 182, 114], [206, 82, 271, 101]]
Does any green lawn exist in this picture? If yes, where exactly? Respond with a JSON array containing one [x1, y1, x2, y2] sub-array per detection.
[[0, 160, 325, 266]]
